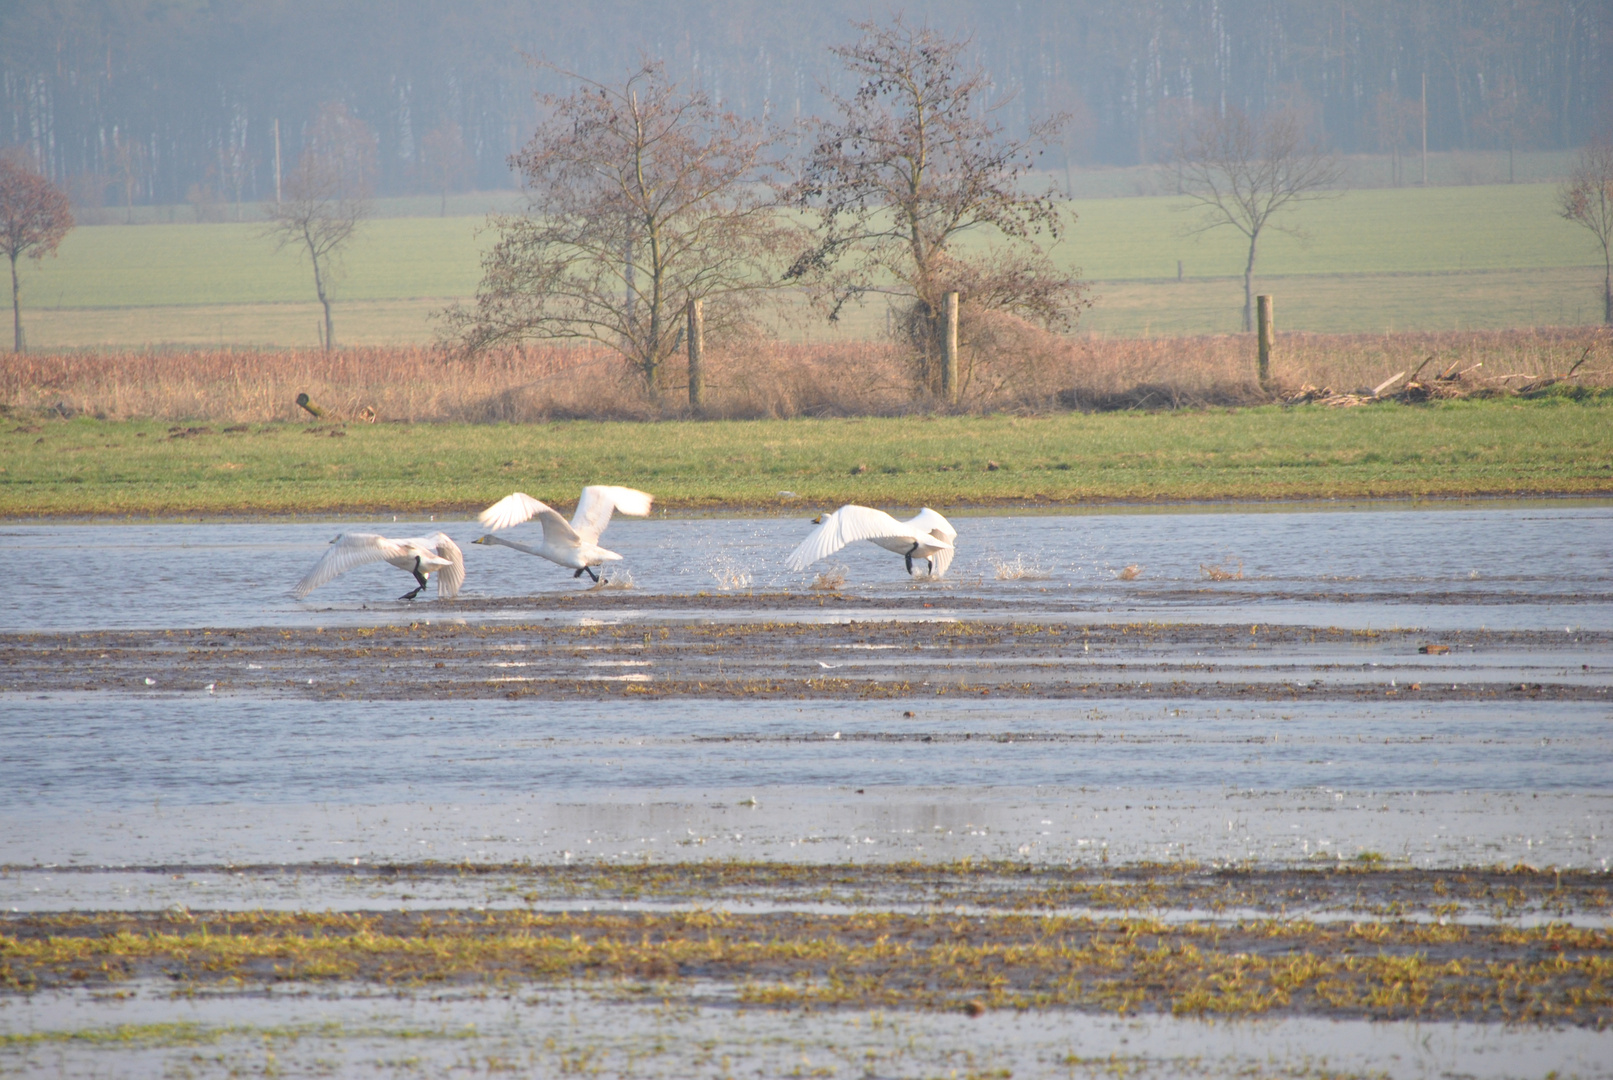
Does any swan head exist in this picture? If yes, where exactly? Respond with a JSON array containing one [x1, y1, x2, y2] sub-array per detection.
[[811, 514, 824, 525]]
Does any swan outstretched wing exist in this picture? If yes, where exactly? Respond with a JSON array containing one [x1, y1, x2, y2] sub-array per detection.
[[571, 485, 654, 544], [785, 505, 906, 571], [479, 492, 551, 532], [293, 533, 404, 598], [429, 533, 465, 599]]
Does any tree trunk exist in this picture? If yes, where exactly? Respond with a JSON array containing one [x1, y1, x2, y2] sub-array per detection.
[[1604, 249, 1612, 325], [1242, 239, 1258, 333], [10, 253, 21, 353], [311, 258, 334, 352]]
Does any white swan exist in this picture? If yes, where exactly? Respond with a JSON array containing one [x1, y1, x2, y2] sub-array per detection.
[[474, 485, 653, 582], [786, 505, 957, 578], [293, 532, 464, 601]]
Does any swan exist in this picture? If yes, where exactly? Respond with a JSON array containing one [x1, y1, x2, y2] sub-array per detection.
[[293, 532, 464, 601], [473, 485, 653, 582], [786, 505, 957, 578]]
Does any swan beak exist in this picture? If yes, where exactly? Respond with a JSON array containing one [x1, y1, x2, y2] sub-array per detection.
[[811, 515, 823, 524], [472, 535, 491, 545]]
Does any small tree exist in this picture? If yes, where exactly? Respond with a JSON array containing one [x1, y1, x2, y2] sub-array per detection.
[[1369, 91, 1420, 187], [1474, 76, 1548, 184], [0, 152, 74, 352], [1559, 140, 1613, 325], [263, 103, 374, 351], [1175, 107, 1344, 332], [788, 16, 1084, 398], [451, 62, 796, 394], [417, 121, 472, 216]]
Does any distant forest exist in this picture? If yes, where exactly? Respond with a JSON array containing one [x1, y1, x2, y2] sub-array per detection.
[[2, 0, 1608, 206]]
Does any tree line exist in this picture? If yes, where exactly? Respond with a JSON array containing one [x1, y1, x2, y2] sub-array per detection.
[[2, 0, 1607, 207]]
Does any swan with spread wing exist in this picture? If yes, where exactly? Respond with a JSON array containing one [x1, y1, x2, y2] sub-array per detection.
[[786, 505, 957, 579], [293, 533, 465, 601], [473, 485, 654, 582]]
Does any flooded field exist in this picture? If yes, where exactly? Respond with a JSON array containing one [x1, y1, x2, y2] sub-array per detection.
[[5, 502, 1611, 632], [3, 502, 1610, 1077]]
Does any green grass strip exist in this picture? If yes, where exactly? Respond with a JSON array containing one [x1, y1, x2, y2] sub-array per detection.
[[2, 398, 1610, 519]]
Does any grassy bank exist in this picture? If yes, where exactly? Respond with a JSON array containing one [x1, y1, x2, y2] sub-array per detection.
[[3, 400, 1609, 518]]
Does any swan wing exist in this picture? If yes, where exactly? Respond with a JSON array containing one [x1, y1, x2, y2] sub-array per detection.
[[430, 533, 465, 599], [292, 533, 404, 598], [571, 485, 654, 544], [785, 505, 904, 571], [479, 492, 551, 532], [909, 508, 956, 578], [908, 507, 957, 543], [536, 506, 583, 548]]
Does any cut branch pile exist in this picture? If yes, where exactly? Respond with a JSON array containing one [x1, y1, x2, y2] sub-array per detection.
[[1283, 333, 1610, 407]]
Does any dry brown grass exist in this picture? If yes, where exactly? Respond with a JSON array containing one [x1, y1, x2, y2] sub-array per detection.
[[2, 327, 1606, 423]]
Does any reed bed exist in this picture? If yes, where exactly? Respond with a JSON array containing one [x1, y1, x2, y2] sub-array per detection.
[[2, 327, 1605, 423]]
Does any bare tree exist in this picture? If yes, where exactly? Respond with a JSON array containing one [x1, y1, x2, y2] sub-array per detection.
[[0, 151, 74, 352], [1175, 107, 1345, 332], [217, 140, 256, 221], [108, 132, 146, 224], [788, 16, 1084, 398], [263, 103, 374, 351], [450, 61, 797, 395], [1559, 140, 1613, 325], [417, 121, 472, 216], [1474, 76, 1548, 184], [1368, 91, 1420, 187]]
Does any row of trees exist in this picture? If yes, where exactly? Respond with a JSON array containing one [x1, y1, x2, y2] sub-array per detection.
[[6, 16, 1611, 365], [2, 1, 1607, 206]]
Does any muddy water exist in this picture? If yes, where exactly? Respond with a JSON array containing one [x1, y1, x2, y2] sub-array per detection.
[[4, 501, 1611, 632], [6, 985, 1608, 1080]]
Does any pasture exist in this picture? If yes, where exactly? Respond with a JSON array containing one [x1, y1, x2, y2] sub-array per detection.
[[3, 400, 1608, 519], [13, 183, 1605, 348]]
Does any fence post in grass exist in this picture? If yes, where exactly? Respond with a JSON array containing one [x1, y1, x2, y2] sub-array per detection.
[[1256, 294, 1274, 390], [686, 298, 704, 414], [942, 291, 959, 405]]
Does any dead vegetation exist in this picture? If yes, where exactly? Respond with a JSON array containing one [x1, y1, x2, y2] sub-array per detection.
[[0, 327, 1606, 423]]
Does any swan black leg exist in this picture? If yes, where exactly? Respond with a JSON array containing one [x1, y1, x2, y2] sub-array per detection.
[[585, 566, 600, 582], [573, 568, 585, 578], [905, 541, 921, 576], [399, 558, 428, 600]]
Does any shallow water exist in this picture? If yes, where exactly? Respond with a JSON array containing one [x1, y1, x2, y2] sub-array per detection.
[[5, 502, 1611, 632], [6, 985, 1608, 1080], [5, 694, 1608, 880]]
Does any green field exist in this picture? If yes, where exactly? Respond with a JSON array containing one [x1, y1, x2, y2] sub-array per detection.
[[14, 183, 1606, 347], [4, 399, 1608, 519]]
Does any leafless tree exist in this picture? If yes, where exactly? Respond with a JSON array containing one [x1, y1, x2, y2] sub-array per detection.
[[1369, 92, 1420, 187], [1473, 76, 1548, 184], [1559, 140, 1613, 325], [0, 150, 73, 352], [1175, 107, 1345, 332], [263, 103, 374, 351], [788, 16, 1084, 398], [217, 139, 256, 220], [450, 61, 797, 395], [108, 132, 146, 224], [417, 121, 472, 216]]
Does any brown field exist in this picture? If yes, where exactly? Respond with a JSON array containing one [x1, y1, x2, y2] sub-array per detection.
[[1, 327, 1608, 423]]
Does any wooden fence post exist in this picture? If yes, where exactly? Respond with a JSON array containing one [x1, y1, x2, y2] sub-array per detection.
[[942, 291, 959, 404], [1256, 294, 1274, 389], [687, 298, 704, 414]]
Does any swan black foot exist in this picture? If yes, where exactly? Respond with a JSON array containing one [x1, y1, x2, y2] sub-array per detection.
[[401, 560, 428, 599]]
